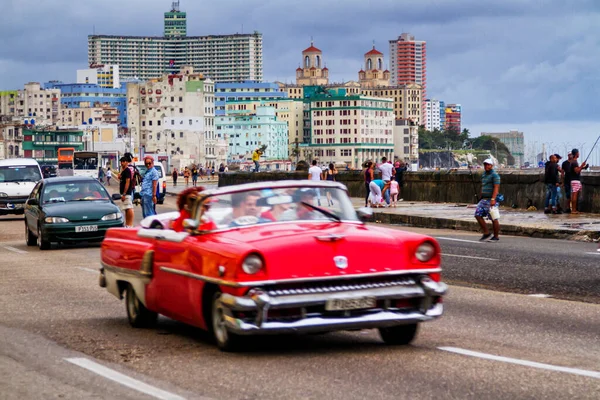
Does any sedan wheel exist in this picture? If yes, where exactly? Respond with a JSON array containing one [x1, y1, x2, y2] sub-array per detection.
[[211, 292, 243, 351], [37, 226, 50, 250], [379, 323, 419, 345], [25, 222, 36, 246], [125, 284, 157, 328]]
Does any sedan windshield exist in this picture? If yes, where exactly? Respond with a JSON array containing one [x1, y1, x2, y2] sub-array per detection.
[[42, 181, 110, 203], [199, 186, 359, 230]]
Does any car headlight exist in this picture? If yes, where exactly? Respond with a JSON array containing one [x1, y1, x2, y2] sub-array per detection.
[[45, 217, 69, 223], [415, 242, 436, 262], [101, 212, 122, 221], [242, 254, 264, 275], [0, 192, 7, 198]]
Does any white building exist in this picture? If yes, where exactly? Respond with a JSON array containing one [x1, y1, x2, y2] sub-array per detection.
[[393, 119, 419, 170], [424, 99, 442, 131], [77, 65, 121, 89], [126, 66, 218, 168]]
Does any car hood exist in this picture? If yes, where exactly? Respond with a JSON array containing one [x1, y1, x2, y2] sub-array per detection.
[[214, 222, 424, 281], [43, 201, 119, 222], [0, 181, 37, 197]]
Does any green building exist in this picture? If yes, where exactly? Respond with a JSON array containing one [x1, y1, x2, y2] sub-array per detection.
[[22, 128, 84, 163]]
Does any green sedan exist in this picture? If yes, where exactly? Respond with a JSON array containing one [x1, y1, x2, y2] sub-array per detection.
[[24, 176, 124, 250]]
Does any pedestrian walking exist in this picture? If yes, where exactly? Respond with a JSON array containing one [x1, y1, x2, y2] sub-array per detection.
[[97, 166, 105, 184], [140, 156, 159, 218], [474, 159, 501, 241], [569, 148, 588, 214], [184, 167, 190, 186], [544, 154, 560, 214], [105, 167, 112, 186], [308, 160, 323, 206], [192, 165, 199, 186], [117, 157, 134, 227], [364, 161, 374, 207], [378, 157, 395, 206], [561, 152, 573, 213], [554, 154, 564, 212], [324, 163, 337, 206], [172, 168, 178, 187]]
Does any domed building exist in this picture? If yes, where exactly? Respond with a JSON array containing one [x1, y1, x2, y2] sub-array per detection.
[[296, 41, 329, 86], [358, 45, 390, 88]]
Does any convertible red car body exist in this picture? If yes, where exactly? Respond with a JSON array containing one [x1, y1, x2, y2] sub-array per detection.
[[99, 180, 447, 351]]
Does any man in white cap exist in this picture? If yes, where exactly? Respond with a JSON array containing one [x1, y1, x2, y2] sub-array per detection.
[[474, 158, 501, 241]]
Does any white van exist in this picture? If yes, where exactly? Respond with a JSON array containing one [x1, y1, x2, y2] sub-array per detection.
[[0, 158, 43, 215], [133, 161, 167, 204]]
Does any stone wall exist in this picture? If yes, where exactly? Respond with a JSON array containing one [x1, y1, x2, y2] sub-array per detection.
[[218, 170, 600, 213]]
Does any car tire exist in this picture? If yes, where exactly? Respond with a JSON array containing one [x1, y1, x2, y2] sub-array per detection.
[[378, 323, 419, 345], [25, 222, 36, 246], [37, 226, 51, 250], [125, 284, 157, 328], [210, 291, 243, 352]]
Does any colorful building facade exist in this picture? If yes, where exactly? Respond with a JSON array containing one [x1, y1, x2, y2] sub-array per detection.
[[21, 127, 84, 163], [215, 82, 287, 116], [444, 103, 462, 132]]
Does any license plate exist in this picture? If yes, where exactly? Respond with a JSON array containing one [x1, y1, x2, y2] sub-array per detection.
[[325, 296, 376, 311], [76, 225, 98, 233]]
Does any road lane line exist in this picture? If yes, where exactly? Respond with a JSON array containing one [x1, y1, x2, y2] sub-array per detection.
[[65, 357, 186, 400], [441, 254, 499, 261], [76, 267, 98, 273], [436, 237, 484, 244], [438, 347, 600, 380], [528, 294, 552, 298], [585, 252, 600, 256], [2, 246, 28, 254]]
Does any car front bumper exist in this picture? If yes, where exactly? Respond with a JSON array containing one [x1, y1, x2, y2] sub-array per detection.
[[42, 220, 124, 242], [0, 197, 27, 214], [219, 277, 448, 335]]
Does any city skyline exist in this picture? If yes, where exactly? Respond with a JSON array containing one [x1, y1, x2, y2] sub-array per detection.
[[1, 0, 599, 145]]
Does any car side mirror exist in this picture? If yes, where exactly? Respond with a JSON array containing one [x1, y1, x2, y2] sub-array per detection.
[[182, 219, 199, 231], [356, 207, 373, 222], [111, 193, 122, 201], [27, 198, 38, 206]]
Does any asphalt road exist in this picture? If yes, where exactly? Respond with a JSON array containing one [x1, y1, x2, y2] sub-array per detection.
[[0, 200, 599, 399]]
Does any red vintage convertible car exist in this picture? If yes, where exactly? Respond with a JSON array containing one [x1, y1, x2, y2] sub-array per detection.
[[99, 181, 447, 351]]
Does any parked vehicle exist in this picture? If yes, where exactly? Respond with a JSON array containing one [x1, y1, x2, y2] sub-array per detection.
[[40, 164, 58, 179], [133, 161, 167, 204], [0, 158, 43, 216], [73, 151, 100, 179], [24, 176, 124, 250], [99, 180, 447, 351]]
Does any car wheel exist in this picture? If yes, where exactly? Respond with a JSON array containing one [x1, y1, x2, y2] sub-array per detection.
[[25, 222, 36, 246], [211, 291, 243, 351], [125, 284, 157, 328], [37, 226, 50, 250], [378, 323, 419, 345]]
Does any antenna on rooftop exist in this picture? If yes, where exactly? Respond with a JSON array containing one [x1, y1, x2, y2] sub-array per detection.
[[172, 0, 180, 12]]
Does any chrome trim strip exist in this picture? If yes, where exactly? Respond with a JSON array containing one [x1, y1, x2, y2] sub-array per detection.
[[159, 266, 442, 288], [102, 261, 146, 278]]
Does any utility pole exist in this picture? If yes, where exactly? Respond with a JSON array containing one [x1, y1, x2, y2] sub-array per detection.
[[294, 138, 299, 164]]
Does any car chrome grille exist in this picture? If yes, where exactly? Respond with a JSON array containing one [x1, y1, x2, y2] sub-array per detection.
[[265, 276, 418, 297]]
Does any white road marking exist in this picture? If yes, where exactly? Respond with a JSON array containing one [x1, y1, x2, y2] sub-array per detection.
[[2, 246, 28, 254], [76, 267, 98, 273], [585, 252, 600, 256], [436, 237, 484, 244], [528, 294, 552, 298], [65, 357, 186, 400], [441, 254, 499, 261], [438, 347, 600, 380]]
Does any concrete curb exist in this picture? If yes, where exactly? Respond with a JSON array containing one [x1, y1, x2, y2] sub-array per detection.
[[372, 212, 600, 241]]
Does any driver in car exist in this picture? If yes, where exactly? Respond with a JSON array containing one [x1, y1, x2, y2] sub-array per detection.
[[73, 183, 103, 200], [222, 191, 270, 227]]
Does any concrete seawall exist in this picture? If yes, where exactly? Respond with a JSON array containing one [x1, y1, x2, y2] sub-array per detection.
[[218, 170, 600, 213]]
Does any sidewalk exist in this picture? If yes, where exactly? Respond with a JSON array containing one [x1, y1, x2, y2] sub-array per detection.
[[350, 198, 600, 241]]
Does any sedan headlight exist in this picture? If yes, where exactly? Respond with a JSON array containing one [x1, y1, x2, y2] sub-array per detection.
[[0, 192, 7, 198], [45, 217, 69, 223], [415, 242, 436, 262], [101, 212, 123, 221], [242, 254, 264, 275]]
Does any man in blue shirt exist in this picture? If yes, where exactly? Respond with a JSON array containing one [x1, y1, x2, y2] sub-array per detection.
[[474, 158, 501, 241], [140, 156, 159, 218]]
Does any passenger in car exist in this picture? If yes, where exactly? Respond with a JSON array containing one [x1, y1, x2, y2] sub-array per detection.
[[171, 187, 204, 232], [222, 191, 270, 227]]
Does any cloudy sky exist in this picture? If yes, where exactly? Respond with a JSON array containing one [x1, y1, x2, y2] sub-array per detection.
[[1, 0, 599, 159]]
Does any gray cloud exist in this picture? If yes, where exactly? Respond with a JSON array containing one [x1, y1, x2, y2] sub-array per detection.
[[1, 0, 600, 143]]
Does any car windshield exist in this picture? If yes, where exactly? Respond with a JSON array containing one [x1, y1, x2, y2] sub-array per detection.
[[0, 165, 42, 182], [42, 181, 110, 203], [136, 165, 163, 178], [198, 186, 359, 230]]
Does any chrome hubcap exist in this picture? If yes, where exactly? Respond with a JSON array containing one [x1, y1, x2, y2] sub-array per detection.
[[128, 289, 138, 318], [212, 296, 227, 345]]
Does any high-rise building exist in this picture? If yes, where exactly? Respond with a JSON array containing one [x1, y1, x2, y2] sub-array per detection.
[[214, 82, 287, 116], [388, 33, 426, 102], [444, 103, 461, 132], [361, 83, 423, 125], [424, 99, 443, 131], [88, 3, 263, 83], [481, 130, 525, 167]]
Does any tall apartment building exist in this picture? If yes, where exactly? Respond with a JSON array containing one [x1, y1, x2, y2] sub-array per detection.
[[126, 66, 218, 168], [77, 65, 120, 89], [393, 119, 419, 167], [361, 83, 423, 125], [481, 130, 525, 167], [444, 103, 462, 132], [424, 99, 444, 131], [0, 83, 61, 126], [301, 91, 394, 168], [215, 82, 287, 116], [88, 3, 263, 83], [44, 82, 127, 126], [389, 33, 426, 104]]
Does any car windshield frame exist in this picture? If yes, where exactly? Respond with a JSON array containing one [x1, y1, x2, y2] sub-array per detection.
[[193, 183, 360, 232], [41, 181, 111, 204]]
